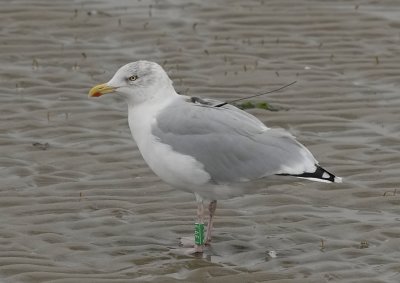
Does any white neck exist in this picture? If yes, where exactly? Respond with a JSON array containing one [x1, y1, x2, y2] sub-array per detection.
[[126, 82, 177, 106], [127, 85, 178, 150]]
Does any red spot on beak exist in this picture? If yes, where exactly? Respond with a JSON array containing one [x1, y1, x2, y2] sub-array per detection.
[[91, 92, 102, 97]]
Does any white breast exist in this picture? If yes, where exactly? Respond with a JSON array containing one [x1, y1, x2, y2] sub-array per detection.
[[127, 99, 211, 190]]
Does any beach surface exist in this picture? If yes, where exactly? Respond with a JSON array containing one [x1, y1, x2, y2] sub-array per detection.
[[1, 0, 400, 282]]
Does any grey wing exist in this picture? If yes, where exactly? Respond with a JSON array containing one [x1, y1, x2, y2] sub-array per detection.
[[152, 98, 317, 184], [180, 95, 266, 131]]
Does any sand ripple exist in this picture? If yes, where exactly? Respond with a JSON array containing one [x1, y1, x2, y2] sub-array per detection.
[[1, 0, 400, 282]]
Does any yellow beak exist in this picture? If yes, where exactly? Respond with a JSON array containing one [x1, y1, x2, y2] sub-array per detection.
[[88, 83, 116, 97]]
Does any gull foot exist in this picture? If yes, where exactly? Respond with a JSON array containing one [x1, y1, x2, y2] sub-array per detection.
[[180, 235, 212, 247], [179, 236, 195, 248], [179, 237, 204, 254], [188, 244, 204, 254], [173, 245, 204, 256]]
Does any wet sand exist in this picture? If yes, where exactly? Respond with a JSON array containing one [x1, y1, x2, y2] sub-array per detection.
[[1, 0, 400, 282]]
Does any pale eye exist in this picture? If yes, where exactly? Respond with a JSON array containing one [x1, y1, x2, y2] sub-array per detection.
[[128, 75, 138, 82]]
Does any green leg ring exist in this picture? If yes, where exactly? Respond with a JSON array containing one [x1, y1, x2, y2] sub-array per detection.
[[194, 223, 205, 245]]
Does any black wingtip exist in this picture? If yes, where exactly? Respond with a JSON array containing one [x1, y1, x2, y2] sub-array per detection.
[[277, 165, 342, 183]]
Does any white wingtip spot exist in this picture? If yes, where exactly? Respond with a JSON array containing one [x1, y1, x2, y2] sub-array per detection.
[[322, 172, 330, 179], [334, 176, 343, 183]]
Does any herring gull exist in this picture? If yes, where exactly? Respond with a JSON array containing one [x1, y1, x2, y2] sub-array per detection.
[[89, 60, 342, 253]]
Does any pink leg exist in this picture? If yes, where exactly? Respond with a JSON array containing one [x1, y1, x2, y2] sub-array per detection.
[[205, 200, 217, 245]]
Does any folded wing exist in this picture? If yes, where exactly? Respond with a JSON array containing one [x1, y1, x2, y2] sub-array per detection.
[[152, 97, 322, 184]]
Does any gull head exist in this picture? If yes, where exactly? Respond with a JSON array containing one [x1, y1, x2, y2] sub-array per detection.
[[89, 60, 174, 105]]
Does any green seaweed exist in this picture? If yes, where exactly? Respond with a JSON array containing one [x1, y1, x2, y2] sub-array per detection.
[[236, 101, 255, 109], [256, 102, 269, 110]]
